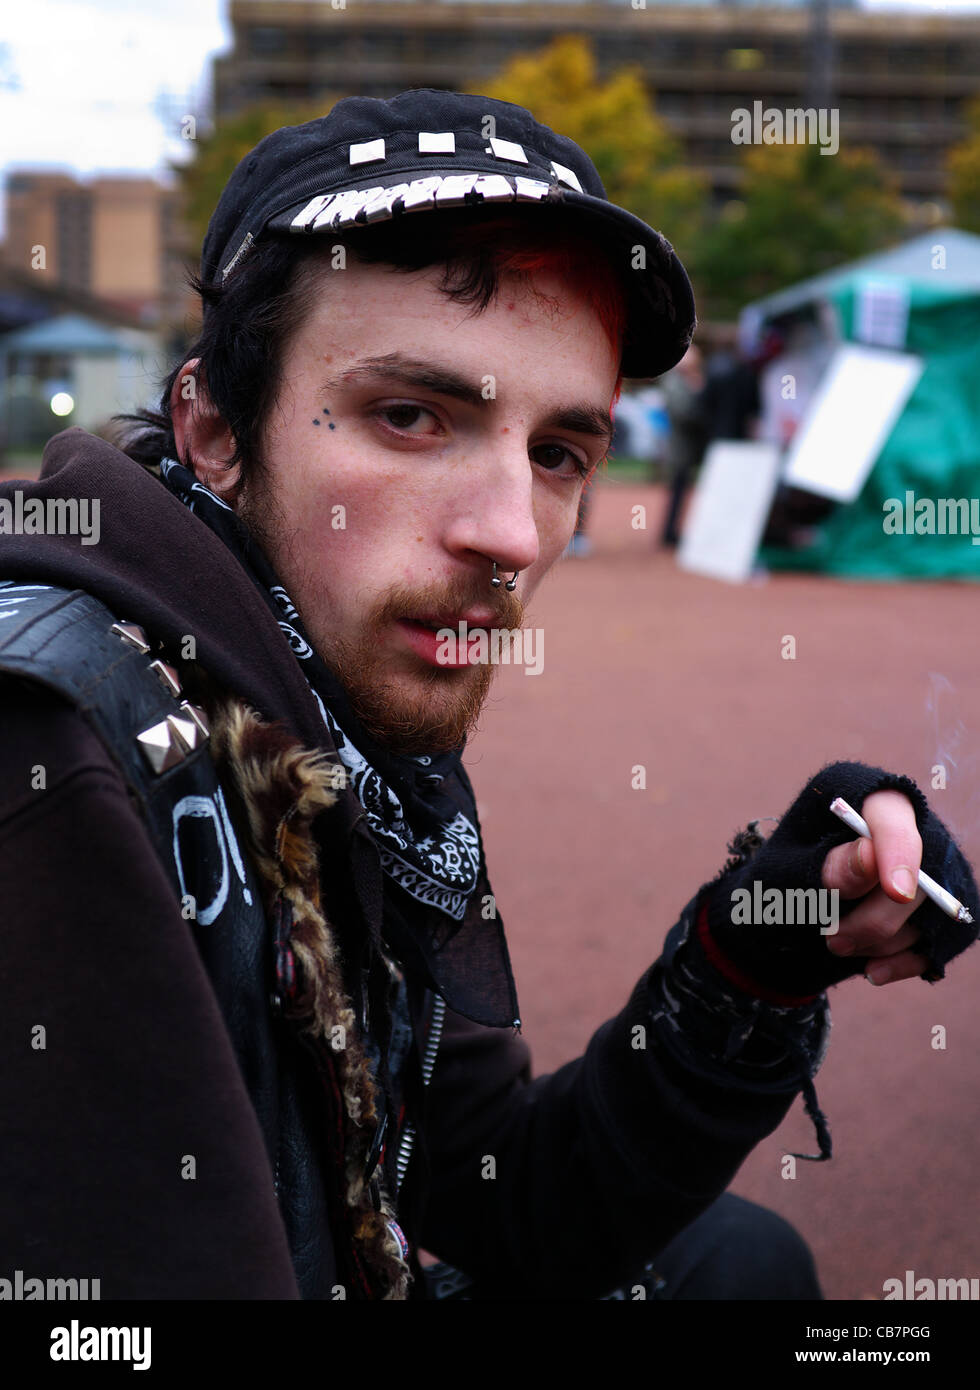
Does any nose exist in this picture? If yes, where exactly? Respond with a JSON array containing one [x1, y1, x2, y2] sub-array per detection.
[[443, 437, 541, 582]]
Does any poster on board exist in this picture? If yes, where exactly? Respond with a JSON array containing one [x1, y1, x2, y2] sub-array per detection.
[[782, 344, 924, 504], [677, 440, 783, 584]]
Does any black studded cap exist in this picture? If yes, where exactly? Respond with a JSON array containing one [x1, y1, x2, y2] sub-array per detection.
[[201, 88, 697, 380]]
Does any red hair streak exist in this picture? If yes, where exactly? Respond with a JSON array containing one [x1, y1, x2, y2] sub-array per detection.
[[463, 212, 628, 411]]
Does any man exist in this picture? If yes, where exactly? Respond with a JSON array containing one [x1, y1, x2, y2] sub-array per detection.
[[1, 90, 976, 1301], [658, 342, 711, 547]]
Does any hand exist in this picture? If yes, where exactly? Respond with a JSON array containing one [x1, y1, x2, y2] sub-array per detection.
[[703, 761, 979, 999], [820, 790, 929, 986]]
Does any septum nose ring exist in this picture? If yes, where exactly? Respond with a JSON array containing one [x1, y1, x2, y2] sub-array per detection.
[[491, 562, 519, 592]]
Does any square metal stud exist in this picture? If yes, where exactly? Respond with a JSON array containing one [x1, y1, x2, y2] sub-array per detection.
[[419, 131, 455, 155], [550, 161, 583, 193], [349, 138, 386, 166], [486, 137, 528, 165]]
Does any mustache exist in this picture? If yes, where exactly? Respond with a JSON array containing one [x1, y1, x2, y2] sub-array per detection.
[[373, 577, 526, 631]]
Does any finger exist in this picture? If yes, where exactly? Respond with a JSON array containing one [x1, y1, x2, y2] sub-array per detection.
[[851, 922, 921, 959], [825, 885, 927, 955], [821, 834, 879, 899], [864, 949, 931, 987], [861, 789, 923, 906]]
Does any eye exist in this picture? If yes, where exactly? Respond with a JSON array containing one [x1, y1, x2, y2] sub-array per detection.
[[531, 443, 592, 479], [375, 402, 442, 436]]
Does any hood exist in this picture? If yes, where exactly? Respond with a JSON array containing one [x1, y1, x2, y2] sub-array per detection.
[[0, 427, 328, 753]]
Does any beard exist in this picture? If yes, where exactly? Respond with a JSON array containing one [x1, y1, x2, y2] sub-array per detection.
[[324, 589, 517, 756], [239, 483, 525, 756]]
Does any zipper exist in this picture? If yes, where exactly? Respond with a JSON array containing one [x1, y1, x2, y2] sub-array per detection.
[[395, 992, 446, 1193]]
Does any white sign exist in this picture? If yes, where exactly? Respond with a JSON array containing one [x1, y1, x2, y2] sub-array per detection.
[[677, 440, 783, 584], [783, 344, 924, 503], [855, 278, 910, 351]]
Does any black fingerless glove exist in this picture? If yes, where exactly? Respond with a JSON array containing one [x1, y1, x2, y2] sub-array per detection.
[[704, 760, 980, 999]]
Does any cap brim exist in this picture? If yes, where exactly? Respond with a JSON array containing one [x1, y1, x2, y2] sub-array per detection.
[[266, 172, 695, 380]]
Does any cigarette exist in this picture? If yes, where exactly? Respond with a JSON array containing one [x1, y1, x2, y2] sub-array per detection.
[[829, 796, 974, 924]]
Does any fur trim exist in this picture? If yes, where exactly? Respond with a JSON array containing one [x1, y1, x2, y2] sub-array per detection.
[[209, 693, 412, 1300]]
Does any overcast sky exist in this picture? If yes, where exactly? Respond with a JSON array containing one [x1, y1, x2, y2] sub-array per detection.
[[0, 0, 228, 237], [1, 0, 978, 240]]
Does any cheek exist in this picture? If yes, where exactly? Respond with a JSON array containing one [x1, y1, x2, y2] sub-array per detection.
[[276, 440, 418, 540], [271, 450, 430, 604], [536, 481, 584, 546]]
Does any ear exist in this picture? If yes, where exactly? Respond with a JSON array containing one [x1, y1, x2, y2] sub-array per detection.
[[169, 358, 243, 503]]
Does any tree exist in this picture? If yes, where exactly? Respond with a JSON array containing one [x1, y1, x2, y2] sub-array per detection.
[[471, 34, 708, 260], [948, 96, 980, 234], [694, 141, 907, 320]]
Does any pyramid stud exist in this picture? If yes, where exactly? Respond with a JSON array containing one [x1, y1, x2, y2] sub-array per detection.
[[136, 719, 186, 775], [178, 700, 210, 738], [149, 658, 182, 698], [110, 621, 151, 654], [166, 712, 203, 754]]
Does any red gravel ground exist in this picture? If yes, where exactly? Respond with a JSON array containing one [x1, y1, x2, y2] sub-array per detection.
[[463, 477, 980, 1302]]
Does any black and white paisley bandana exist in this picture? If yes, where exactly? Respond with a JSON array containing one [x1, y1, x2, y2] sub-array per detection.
[[156, 456, 520, 1028]]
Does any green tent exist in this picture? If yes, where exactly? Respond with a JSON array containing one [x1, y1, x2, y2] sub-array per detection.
[[752, 231, 980, 580]]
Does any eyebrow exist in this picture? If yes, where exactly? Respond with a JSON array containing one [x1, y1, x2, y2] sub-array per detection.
[[322, 352, 615, 451]]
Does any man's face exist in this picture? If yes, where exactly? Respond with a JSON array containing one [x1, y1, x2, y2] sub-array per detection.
[[180, 251, 619, 754]]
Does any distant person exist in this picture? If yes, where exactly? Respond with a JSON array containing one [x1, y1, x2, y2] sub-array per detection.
[[700, 343, 762, 443], [659, 344, 711, 548]]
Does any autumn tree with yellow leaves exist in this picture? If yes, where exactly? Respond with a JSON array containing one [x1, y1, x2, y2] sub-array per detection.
[[470, 34, 707, 260]]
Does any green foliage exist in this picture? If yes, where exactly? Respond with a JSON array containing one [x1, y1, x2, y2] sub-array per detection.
[[948, 96, 980, 234], [693, 142, 907, 319]]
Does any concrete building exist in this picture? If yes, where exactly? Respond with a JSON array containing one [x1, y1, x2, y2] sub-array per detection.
[[211, 0, 980, 208], [1, 171, 192, 332]]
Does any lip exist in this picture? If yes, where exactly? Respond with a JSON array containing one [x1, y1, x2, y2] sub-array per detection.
[[397, 619, 489, 667]]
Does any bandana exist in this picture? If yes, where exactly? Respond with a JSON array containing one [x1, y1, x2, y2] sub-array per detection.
[[156, 456, 520, 1030]]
